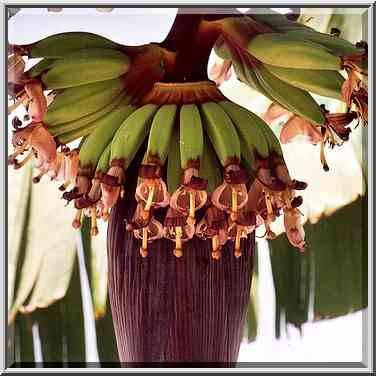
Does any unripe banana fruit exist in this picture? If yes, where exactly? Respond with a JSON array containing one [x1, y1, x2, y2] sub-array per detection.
[[110, 104, 159, 170], [78, 98, 136, 172], [247, 33, 342, 70], [43, 78, 126, 125], [180, 104, 204, 169], [42, 48, 130, 89], [27, 32, 119, 58], [200, 101, 241, 167], [264, 64, 344, 101], [146, 104, 177, 165]]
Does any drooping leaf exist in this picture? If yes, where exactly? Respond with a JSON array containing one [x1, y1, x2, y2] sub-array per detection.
[[61, 252, 86, 364], [95, 302, 120, 365], [269, 196, 367, 336], [13, 315, 35, 367], [33, 302, 64, 366], [311, 197, 367, 319], [269, 239, 310, 337]]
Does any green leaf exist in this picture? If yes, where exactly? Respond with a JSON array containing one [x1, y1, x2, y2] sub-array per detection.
[[269, 238, 310, 336], [269, 196, 367, 336], [245, 246, 258, 342], [13, 315, 35, 366], [95, 302, 120, 365], [61, 253, 86, 364], [33, 303, 64, 365]]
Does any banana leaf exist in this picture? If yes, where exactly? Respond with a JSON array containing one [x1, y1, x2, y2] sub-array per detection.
[[9, 172, 76, 321], [269, 196, 367, 336], [244, 246, 258, 342]]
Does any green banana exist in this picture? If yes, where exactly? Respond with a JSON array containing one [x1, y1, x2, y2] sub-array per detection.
[[43, 78, 126, 126], [26, 58, 57, 78], [180, 104, 204, 169], [240, 138, 257, 176], [200, 101, 241, 167], [284, 30, 362, 57], [78, 98, 136, 171], [28, 32, 119, 58], [264, 64, 344, 100], [248, 10, 363, 56], [42, 48, 130, 89], [146, 104, 177, 165], [199, 135, 222, 195], [247, 10, 311, 32], [218, 100, 270, 162], [96, 143, 111, 174], [167, 127, 182, 194], [110, 104, 159, 170], [247, 33, 342, 70], [49, 92, 128, 136], [252, 61, 326, 125]]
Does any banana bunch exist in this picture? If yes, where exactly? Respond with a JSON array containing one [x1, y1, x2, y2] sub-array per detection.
[[9, 16, 366, 260], [8, 62, 309, 259], [213, 12, 368, 134], [8, 32, 170, 128]]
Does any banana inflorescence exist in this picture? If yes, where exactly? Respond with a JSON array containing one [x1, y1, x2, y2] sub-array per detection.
[[8, 11, 368, 260]]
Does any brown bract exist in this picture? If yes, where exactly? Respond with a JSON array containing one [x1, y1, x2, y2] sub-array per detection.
[[140, 81, 225, 105]]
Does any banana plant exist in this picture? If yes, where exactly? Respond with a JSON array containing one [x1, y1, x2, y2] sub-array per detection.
[[7, 7, 367, 365]]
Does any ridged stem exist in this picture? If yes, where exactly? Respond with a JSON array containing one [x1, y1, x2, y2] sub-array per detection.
[[107, 191, 256, 365]]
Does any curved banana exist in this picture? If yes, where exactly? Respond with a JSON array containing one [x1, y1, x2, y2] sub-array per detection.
[[264, 64, 344, 100], [49, 91, 128, 136], [200, 101, 241, 167], [43, 77, 126, 126], [42, 48, 130, 89], [252, 60, 326, 125], [199, 135, 222, 195], [96, 143, 111, 176], [26, 32, 119, 58], [167, 127, 182, 194], [218, 100, 270, 163], [78, 98, 136, 172], [247, 10, 362, 56], [180, 104, 204, 169], [110, 104, 159, 170], [98, 104, 158, 212], [284, 29, 362, 57], [145, 104, 177, 165], [247, 33, 342, 70]]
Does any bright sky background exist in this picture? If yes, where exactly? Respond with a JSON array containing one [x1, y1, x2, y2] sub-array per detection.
[[8, 7, 365, 364]]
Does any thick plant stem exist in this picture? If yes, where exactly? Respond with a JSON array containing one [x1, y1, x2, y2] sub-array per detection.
[[107, 191, 256, 366]]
